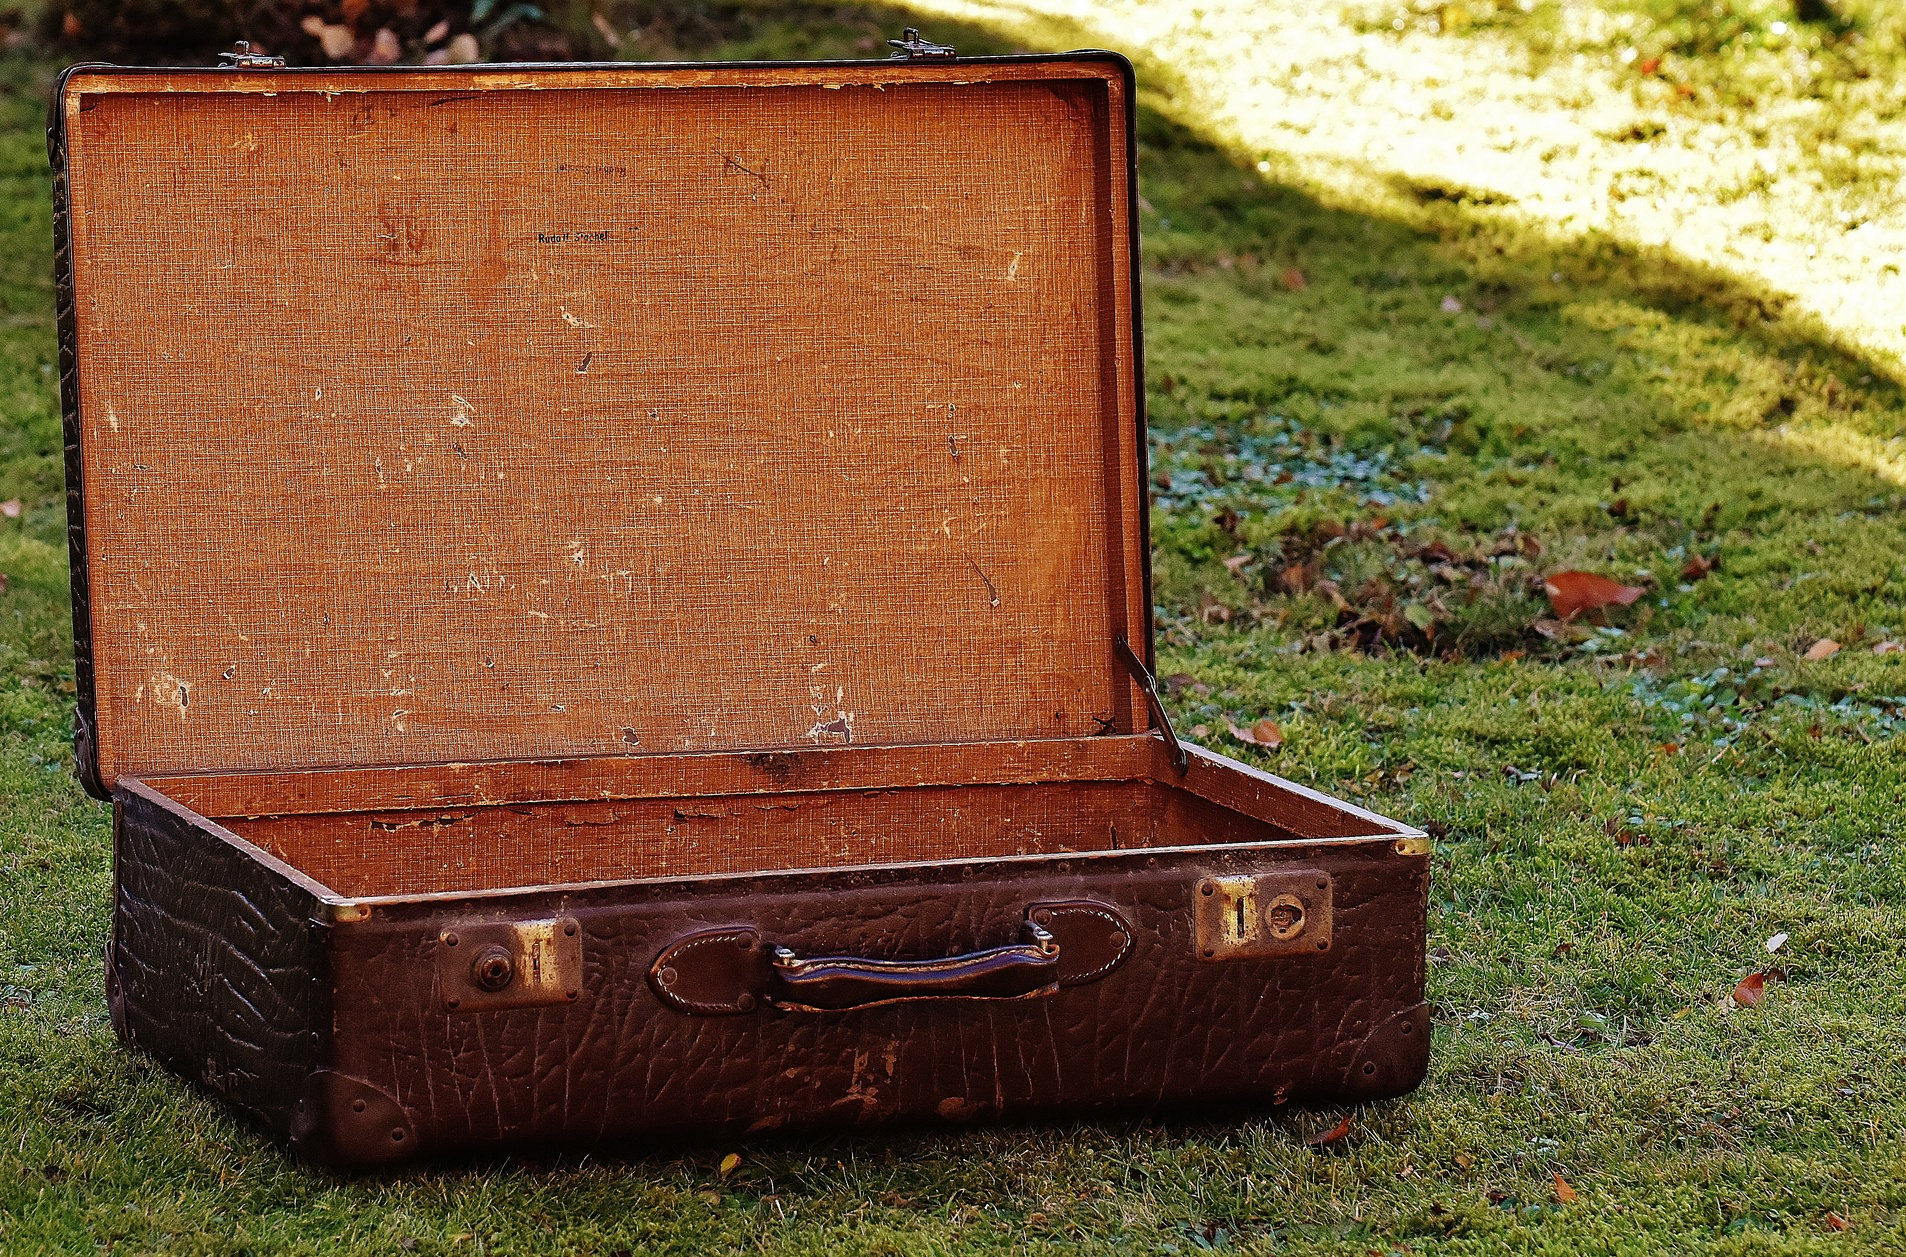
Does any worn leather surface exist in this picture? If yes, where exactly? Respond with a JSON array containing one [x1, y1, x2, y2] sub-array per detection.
[[327, 839, 1428, 1158], [112, 786, 328, 1138]]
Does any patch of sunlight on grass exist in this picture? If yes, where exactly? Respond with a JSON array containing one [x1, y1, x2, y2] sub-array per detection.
[[905, 0, 1906, 380], [1759, 422, 1906, 487]]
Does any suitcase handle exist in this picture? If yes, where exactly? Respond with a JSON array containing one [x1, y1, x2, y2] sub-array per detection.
[[648, 902, 1135, 1016], [768, 920, 1059, 1013]]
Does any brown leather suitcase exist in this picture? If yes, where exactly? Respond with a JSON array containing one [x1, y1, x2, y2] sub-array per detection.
[[50, 36, 1431, 1166]]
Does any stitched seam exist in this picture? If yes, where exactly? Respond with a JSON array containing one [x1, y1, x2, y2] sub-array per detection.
[[1052, 906, 1133, 983], [654, 931, 755, 1014]]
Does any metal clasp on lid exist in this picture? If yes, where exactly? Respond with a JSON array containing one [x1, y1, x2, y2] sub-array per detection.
[[218, 40, 286, 69], [887, 27, 956, 60]]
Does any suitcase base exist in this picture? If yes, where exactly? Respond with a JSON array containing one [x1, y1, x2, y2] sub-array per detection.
[[111, 735, 1429, 1164]]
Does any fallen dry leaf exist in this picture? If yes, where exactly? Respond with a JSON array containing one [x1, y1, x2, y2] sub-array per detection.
[[1312, 579, 1349, 611], [1553, 1172, 1577, 1204], [1226, 718, 1284, 750], [1305, 1114, 1352, 1147], [445, 32, 482, 63], [1765, 932, 1788, 954], [1533, 617, 1592, 643], [367, 27, 401, 64], [1804, 637, 1841, 661], [1732, 971, 1766, 1008], [1681, 553, 1716, 581], [1280, 266, 1308, 290], [309, 20, 355, 59], [1543, 570, 1646, 621], [1222, 553, 1253, 575], [0, 498, 20, 518], [1826, 1212, 1849, 1232], [1874, 640, 1903, 655], [718, 1152, 741, 1179]]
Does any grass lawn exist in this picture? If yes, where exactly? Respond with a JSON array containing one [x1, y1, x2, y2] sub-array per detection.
[[4, 1, 1905, 1252]]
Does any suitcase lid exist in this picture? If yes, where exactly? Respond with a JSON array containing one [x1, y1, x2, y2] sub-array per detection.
[[51, 47, 1156, 797]]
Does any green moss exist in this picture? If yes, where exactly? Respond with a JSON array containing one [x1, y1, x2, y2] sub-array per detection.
[[3, 3, 1906, 1253]]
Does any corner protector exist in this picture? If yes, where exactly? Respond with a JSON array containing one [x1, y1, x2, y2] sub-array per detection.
[[1392, 836, 1432, 857], [289, 1071, 418, 1166]]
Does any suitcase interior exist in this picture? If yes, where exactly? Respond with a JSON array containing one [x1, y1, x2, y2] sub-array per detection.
[[139, 735, 1416, 902]]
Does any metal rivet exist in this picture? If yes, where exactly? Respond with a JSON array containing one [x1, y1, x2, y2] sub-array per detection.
[[1200, 883, 1215, 896], [1316, 880, 1327, 890], [1032, 909, 1051, 925], [446, 997, 460, 1009], [1363, 1061, 1377, 1076], [737, 935, 753, 951], [390, 1129, 405, 1142], [442, 932, 459, 948], [352, 1098, 366, 1113], [563, 922, 577, 937], [1316, 940, 1329, 950], [737, 993, 757, 1012], [659, 966, 678, 986]]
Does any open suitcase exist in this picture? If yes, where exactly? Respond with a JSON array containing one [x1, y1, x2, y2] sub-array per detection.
[[50, 36, 1430, 1165]]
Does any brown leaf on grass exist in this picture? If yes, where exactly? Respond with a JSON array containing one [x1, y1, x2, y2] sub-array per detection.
[[1226, 718, 1284, 749], [1803, 638, 1841, 661], [1682, 553, 1717, 581], [1518, 534, 1542, 558], [591, 11, 624, 46], [367, 27, 401, 63], [303, 19, 355, 59], [718, 1152, 741, 1179], [1553, 1173, 1578, 1204], [1280, 563, 1313, 594], [0, 498, 20, 518], [1222, 553, 1253, 575], [445, 32, 482, 63], [1875, 641, 1904, 655], [1826, 1212, 1849, 1232], [1305, 1114, 1351, 1147], [1732, 972, 1766, 1007], [1312, 579, 1348, 611], [1280, 266, 1308, 290], [1533, 617, 1592, 643], [1543, 570, 1646, 621]]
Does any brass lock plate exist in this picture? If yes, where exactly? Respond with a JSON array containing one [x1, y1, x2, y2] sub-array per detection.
[[437, 917, 583, 1012], [1194, 871, 1333, 961]]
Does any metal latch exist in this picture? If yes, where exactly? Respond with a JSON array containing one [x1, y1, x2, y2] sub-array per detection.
[[438, 917, 582, 1012], [1194, 871, 1334, 961], [887, 27, 956, 60], [218, 40, 286, 68]]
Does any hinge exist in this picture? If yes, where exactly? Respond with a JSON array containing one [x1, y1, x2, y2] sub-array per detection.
[[887, 27, 956, 60], [1114, 635, 1189, 775], [218, 41, 286, 69]]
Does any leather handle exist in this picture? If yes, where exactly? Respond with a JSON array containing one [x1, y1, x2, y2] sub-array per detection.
[[648, 902, 1133, 1017], [769, 921, 1059, 1013]]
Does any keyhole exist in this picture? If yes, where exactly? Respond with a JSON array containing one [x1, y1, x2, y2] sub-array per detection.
[[1234, 897, 1247, 938]]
